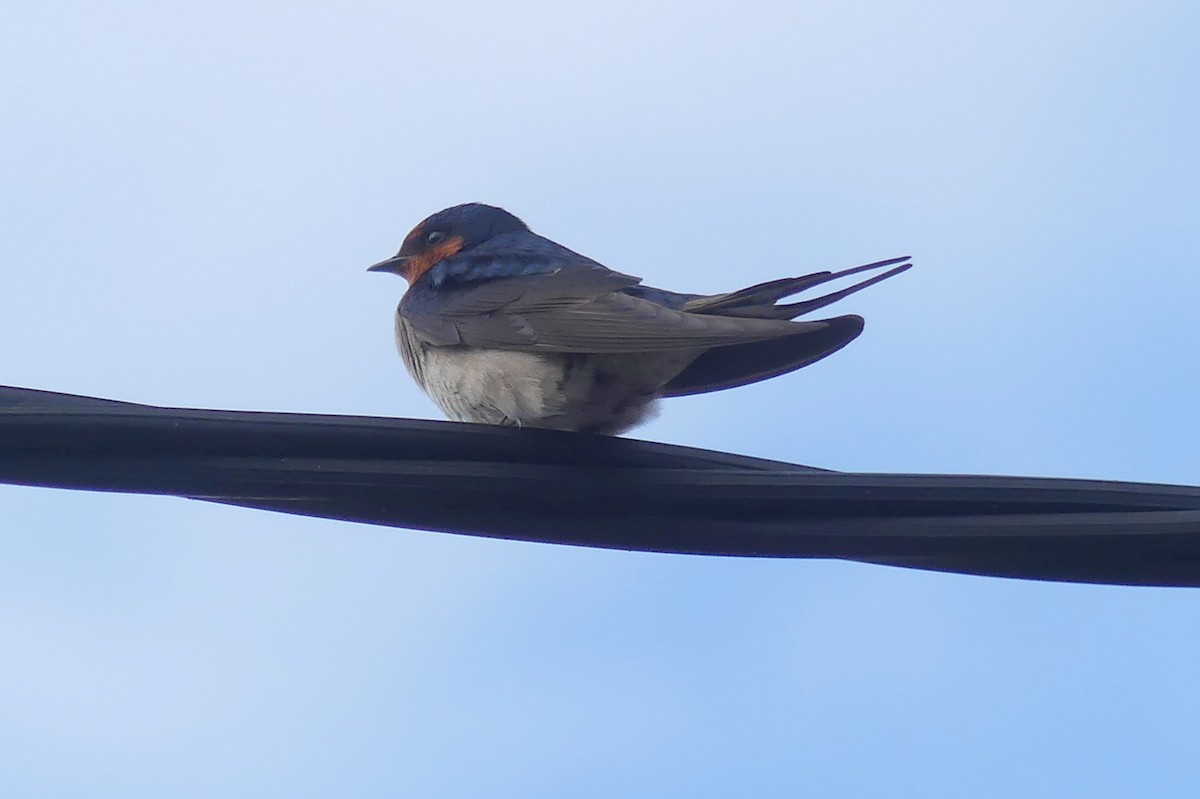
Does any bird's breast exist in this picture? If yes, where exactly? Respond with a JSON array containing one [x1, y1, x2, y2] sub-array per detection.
[[394, 317, 695, 434]]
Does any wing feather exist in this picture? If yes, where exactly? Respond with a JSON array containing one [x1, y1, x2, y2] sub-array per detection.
[[400, 266, 828, 353]]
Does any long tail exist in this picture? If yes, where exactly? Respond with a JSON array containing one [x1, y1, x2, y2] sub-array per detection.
[[682, 256, 912, 320], [664, 256, 912, 397]]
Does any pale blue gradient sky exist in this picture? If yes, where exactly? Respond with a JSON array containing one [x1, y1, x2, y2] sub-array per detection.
[[3, 1, 1200, 796]]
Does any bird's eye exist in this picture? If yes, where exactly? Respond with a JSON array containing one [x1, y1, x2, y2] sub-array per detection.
[[426, 230, 446, 246]]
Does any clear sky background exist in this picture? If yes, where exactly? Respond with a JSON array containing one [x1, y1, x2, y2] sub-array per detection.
[[3, 1, 1199, 796]]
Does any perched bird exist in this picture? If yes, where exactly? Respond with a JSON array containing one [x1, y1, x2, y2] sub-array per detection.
[[369, 203, 909, 435]]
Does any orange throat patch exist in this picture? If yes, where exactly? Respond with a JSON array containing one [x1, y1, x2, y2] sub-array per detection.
[[404, 235, 465, 284]]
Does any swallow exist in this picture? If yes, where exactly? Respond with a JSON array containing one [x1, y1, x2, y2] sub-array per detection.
[[368, 203, 910, 435]]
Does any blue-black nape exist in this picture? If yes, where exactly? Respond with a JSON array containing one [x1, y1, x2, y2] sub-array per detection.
[[427, 203, 529, 247]]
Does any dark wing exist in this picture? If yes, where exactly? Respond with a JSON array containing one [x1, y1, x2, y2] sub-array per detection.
[[400, 260, 829, 354], [662, 316, 865, 396], [662, 257, 912, 395]]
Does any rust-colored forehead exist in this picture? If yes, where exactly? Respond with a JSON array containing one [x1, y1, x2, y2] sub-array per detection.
[[401, 235, 465, 285], [399, 220, 428, 254]]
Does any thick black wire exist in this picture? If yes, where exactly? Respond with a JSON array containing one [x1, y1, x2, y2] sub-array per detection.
[[3, 385, 1198, 587]]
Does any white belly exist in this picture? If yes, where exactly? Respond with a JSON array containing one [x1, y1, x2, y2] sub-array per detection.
[[395, 317, 694, 434]]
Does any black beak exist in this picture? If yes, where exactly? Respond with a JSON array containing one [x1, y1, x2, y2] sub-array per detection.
[[367, 254, 408, 275]]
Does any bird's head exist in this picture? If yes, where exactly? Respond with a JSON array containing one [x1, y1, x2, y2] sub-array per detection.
[[368, 203, 529, 284]]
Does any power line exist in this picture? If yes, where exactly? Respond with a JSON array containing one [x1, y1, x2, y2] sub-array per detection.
[[3, 385, 1198, 587]]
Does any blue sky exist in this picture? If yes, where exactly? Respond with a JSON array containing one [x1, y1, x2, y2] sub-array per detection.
[[3, 1, 1200, 796]]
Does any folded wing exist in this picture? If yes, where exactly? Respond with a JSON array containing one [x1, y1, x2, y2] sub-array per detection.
[[400, 264, 831, 353], [398, 256, 911, 384]]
